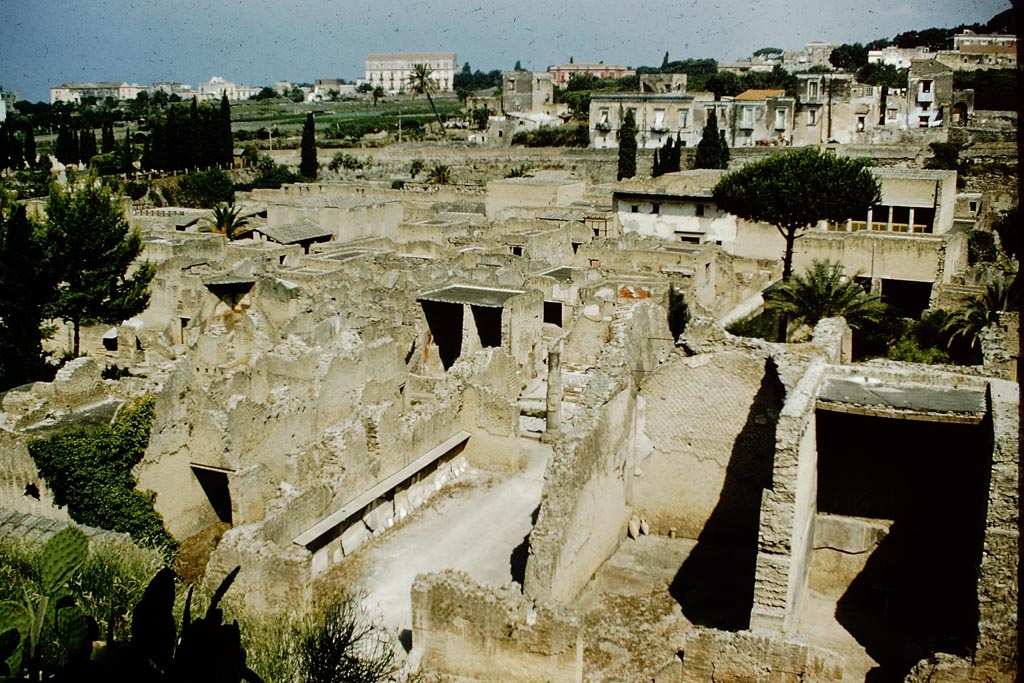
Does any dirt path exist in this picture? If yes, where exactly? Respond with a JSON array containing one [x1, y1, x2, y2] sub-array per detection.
[[348, 437, 551, 636]]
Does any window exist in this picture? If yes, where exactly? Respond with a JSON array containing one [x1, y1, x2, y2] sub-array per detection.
[[808, 108, 818, 125], [857, 115, 866, 131], [653, 108, 666, 128], [652, 203, 660, 214], [695, 204, 705, 217], [774, 108, 787, 129], [631, 205, 639, 213], [808, 80, 819, 99], [679, 109, 689, 128], [921, 79, 932, 93], [741, 106, 753, 127]]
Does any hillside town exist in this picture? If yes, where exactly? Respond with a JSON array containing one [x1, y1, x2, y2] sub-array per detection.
[[0, 8, 1019, 683]]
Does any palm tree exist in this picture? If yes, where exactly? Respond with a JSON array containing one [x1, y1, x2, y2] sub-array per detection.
[[426, 163, 453, 185], [765, 260, 885, 333], [203, 203, 250, 240], [407, 64, 446, 135], [941, 272, 1015, 351]]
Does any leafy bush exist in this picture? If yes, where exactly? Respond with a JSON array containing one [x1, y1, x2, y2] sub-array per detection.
[[123, 181, 149, 201], [390, 179, 405, 190], [27, 396, 177, 556], [511, 125, 589, 147], [967, 230, 998, 265], [725, 309, 777, 340], [176, 169, 235, 208], [328, 152, 364, 172]]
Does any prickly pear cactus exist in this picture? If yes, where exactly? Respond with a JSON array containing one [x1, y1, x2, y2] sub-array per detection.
[[0, 601, 31, 676], [41, 526, 88, 595]]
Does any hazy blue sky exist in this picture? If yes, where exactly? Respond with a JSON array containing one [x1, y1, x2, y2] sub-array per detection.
[[0, 0, 1012, 102]]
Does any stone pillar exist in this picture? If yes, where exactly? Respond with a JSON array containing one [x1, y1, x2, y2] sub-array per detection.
[[546, 346, 562, 434]]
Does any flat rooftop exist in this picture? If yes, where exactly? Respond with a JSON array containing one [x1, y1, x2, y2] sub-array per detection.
[[817, 378, 987, 423], [418, 285, 525, 308]]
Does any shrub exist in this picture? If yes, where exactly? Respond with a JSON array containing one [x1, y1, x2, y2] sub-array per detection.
[[27, 396, 177, 556], [511, 125, 589, 147], [176, 169, 235, 208], [328, 152, 364, 172]]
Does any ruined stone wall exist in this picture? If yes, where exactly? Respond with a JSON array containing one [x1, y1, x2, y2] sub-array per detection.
[[0, 432, 68, 521], [680, 629, 843, 683], [503, 289, 545, 379], [750, 361, 826, 634], [976, 377, 1019, 666], [524, 301, 672, 604], [452, 349, 524, 471], [412, 571, 583, 683], [797, 232, 947, 284], [636, 350, 779, 538]]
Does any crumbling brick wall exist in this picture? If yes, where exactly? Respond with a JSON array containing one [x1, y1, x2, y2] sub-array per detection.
[[636, 349, 781, 539], [680, 628, 844, 683], [412, 570, 583, 683], [524, 301, 673, 605]]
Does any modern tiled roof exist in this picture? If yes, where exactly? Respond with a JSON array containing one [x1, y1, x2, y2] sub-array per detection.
[[734, 89, 787, 101]]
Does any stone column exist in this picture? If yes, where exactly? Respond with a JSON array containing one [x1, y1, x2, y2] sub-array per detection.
[[545, 346, 562, 434]]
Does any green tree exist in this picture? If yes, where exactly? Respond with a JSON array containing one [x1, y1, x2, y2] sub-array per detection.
[[407, 63, 446, 135], [218, 93, 234, 167], [829, 43, 868, 70], [426, 163, 453, 185], [119, 127, 135, 175], [941, 272, 1016, 354], [408, 158, 425, 179], [101, 122, 116, 155], [765, 260, 885, 333], [203, 203, 250, 240], [694, 110, 729, 169], [0, 204, 50, 388], [712, 147, 880, 280], [617, 109, 637, 181], [79, 128, 98, 166], [23, 125, 37, 168], [372, 86, 385, 106], [42, 184, 156, 356], [300, 112, 318, 180], [704, 72, 744, 99]]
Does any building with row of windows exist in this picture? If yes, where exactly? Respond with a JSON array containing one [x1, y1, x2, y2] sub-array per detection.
[[364, 53, 457, 94], [547, 63, 635, 87], [50, 76, 261, 104]]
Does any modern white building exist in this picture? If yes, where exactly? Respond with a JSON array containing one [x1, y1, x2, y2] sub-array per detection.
[[365, 53, 457, 94], [198, 76, 261, 102]]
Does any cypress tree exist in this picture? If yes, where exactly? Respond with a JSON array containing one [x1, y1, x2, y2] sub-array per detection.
[[617, 109, 637, 181], [0, 122, 10, 169], [218, 93, 234, 167], [300, 112, 317, 179], [101, 122, 116, 154], [55, 125, 76, 165], [23, 125, 37, 168], [695, 110, 728, 169], [188, 97, 202, 169], [79, 128, 98, 164], [120, 128, 134, 175], [0, 205, 49, 387]]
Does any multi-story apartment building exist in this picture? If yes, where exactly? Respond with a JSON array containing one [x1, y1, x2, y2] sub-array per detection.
[[365, 53, 457, 94], [50, 82, 147, 104]]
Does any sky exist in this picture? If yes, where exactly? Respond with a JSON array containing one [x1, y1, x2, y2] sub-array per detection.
[[0, 0, 1012, 103]]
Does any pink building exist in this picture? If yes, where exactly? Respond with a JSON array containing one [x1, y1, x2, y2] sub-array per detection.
[[547, 63, 636, 87]]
